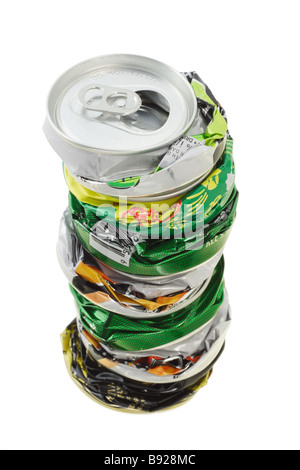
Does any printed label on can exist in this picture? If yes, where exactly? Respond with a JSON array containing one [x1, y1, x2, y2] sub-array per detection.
[[156, 136, 202, 171], [89, 221, 139, 267]]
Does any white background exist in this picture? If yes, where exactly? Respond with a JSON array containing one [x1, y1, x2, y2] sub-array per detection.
[[1, 0, 299, 451]]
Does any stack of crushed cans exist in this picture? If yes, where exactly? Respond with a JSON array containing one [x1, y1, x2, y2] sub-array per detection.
[[44, 54, 238, 412]]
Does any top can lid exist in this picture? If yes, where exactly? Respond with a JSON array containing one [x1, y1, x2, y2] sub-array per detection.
[[46, 54, 197, 155]]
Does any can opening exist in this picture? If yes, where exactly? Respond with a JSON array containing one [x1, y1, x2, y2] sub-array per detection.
[[78, 88, 170, 133], [122, 90, 170, 131]]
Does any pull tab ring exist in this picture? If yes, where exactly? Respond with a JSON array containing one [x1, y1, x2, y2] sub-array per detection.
[[78, 85, 142, 116]]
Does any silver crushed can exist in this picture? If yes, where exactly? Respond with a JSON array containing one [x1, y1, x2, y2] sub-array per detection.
[[43, 54, 225, 200]]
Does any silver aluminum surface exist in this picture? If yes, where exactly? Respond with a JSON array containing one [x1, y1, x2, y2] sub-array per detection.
[[44, 54, 198, 181], [67, 136, 226, 201], [78, 295, 231, 384], [59, 208, 224, 294], [57, 209, 224, 318]]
